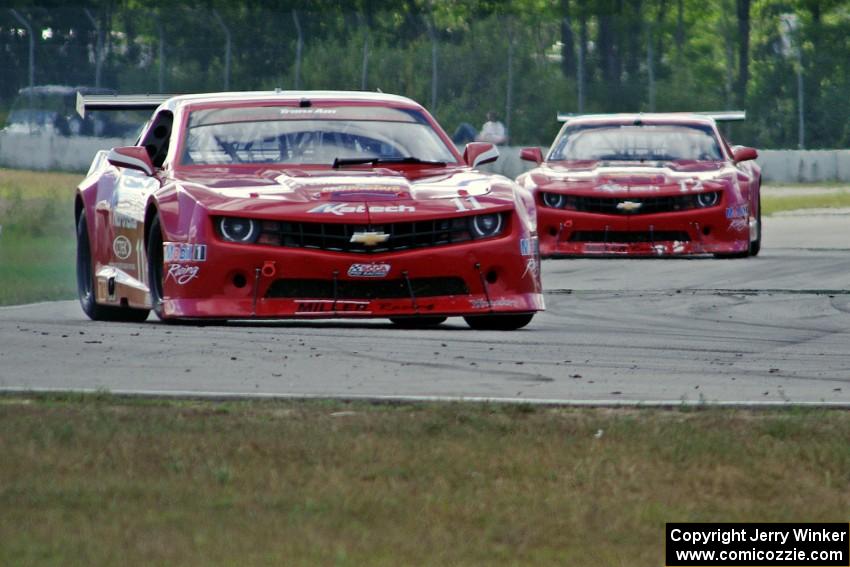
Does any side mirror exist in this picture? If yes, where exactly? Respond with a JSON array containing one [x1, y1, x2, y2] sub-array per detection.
[[107, 146, 155, 176], [463, 142, 499, 168], [520, 147, 543, 164], [732, 146, 758, 163]]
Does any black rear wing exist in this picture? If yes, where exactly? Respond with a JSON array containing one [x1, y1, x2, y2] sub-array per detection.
[[76, 92, 175, 118], [556, 111, 746, 122]]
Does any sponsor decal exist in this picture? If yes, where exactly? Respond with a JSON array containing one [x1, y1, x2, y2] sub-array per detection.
[[348, 263, 391, 278], [112, 212, 138, 229], [295, 300, 370, 314], [376, 301, 436, 312], [470, 298, 520, 309], [521, 258, 539, 279], [520, 236, 539, 257], [164, 242, 207, 262], [166, 264, 200, 285], [279, 108, 337, 115], [725, 204, 748, 219], [729, 218, 749, 232], [307, 203, 416, 215], [320, 185, 405, 194], [112, 235, 132, 260]]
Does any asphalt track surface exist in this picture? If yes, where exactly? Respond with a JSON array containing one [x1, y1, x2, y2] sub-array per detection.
[[1, 212, 848, 406]]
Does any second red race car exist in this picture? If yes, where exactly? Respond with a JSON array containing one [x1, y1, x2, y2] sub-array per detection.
[[74, 91, 543, 329], [517, 112, 761, 258]]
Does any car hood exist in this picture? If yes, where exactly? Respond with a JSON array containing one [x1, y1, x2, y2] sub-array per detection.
[[168, 167, 516, 221], [525, 160, 735, 196]]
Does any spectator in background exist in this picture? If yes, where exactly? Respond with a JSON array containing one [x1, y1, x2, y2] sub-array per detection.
[[476, 111, 508, 145]]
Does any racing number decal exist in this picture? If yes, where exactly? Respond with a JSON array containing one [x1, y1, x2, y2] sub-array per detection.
[[451, 196, 484, 211]]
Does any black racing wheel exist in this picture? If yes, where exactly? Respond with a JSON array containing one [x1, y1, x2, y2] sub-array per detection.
[[76, 213, 150, 322]]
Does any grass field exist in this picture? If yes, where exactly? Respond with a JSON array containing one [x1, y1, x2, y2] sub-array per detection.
[[0, 169, 80, 305], [0, 168, 848, 306], [0, 395, 848, 566], [761, 188, 850, 215]]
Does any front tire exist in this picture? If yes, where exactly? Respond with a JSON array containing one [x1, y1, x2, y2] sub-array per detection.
[[463, 313, 534, 330], [76, 213, 150, 322], [146, 215, 168, 321], [749, 192, 762, 257]]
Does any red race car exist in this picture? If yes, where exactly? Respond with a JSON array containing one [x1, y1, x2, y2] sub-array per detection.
[[517, 112, 761, 257], [74, 91, 543, 329]]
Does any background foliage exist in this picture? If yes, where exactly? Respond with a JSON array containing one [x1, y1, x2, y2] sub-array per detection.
[[1, 0, 848, 147]]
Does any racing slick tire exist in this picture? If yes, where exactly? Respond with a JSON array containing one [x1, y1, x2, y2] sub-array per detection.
[[749, 193, 762, 257], [146, 215, 169, 322], [463, 313, 534, 330], [76, 213, 150, 322], [389, 316, 448, 328]]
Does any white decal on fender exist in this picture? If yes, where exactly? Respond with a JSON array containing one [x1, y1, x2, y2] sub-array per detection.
[[166, 264, 200, 285], [112, 235, 132, 260]]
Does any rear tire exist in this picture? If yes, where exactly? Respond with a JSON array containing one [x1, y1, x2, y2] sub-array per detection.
[[389, 316, 447, 328], [464, 313, 534, 330], [76, 213, 150, 322]]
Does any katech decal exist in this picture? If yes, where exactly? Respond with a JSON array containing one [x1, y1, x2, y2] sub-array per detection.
[[295, 300, 370, 314], [166, 264, 200, 285], [112, 235, 132, 260], [308, 203, 416, 215], [164, 243, 207, 262], [596, 183, 628, 193], [348, 263, 391, 278]]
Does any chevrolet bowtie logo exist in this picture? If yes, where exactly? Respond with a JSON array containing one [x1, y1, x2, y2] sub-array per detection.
[[350, 231, 390, 246], [616, 200, 643, 212]]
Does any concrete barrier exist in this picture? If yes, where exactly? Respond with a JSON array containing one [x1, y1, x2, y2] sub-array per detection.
[[481, 146, 850, 183], [0, 132, 134, 172], [2, 132, 849, 183]]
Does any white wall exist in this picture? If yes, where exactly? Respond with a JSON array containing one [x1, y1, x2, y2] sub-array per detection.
[[0, 132, 134, 172], [2, 132, 849, 183]]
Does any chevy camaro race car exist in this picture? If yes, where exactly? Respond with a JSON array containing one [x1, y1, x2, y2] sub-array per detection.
[[74, 91, 543, 329], [516, 112, 761, 257]]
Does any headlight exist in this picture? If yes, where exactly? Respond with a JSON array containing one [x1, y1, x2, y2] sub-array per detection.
[[219, 217, 259, 243], [541, 192, 567, 208], [470, 213, 504, 238], [696, 192, 720, 208]]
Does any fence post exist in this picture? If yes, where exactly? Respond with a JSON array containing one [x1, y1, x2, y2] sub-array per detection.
[[425, 16, 438, 109], [212, 10, 232, 90], [358, 14, 369, 90], [9, 9, 34, 131], [505, 17, 514, 137], [292, 9, 303, 90], [83, 8, 103, 87]]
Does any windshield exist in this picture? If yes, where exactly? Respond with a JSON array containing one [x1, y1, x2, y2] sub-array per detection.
[[181, 105, 457, 166], [548, 123, 723, 162]]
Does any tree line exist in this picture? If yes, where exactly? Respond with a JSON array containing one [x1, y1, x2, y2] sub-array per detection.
[[1, 0, 848, 148]]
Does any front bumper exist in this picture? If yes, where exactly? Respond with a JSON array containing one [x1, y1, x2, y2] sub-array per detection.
[[160, 232, 544, 319], [536, 204, 750, 257]]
